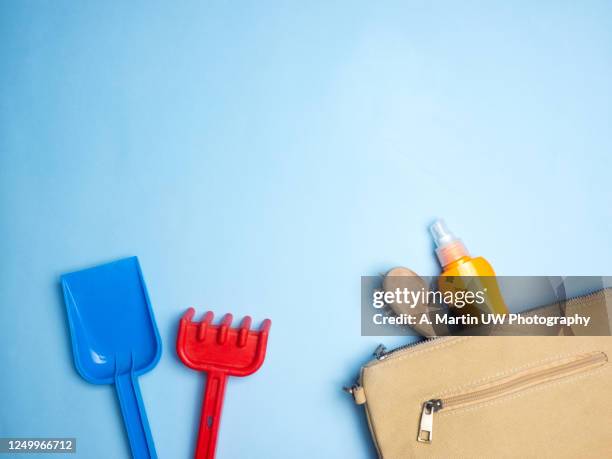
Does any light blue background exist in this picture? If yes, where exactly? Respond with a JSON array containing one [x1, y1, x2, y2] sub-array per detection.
[[1, 1, 611, 458]]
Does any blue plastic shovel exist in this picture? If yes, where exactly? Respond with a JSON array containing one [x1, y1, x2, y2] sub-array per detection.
[[61, 257, 161, 459]]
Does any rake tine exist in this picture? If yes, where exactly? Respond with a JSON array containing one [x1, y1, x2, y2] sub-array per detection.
[[259, 319, 272, 334], [237, 316, 252, 347], [217, 313, 233, 344], [182, 307, 196, 322], [198, 311, 215, 341]]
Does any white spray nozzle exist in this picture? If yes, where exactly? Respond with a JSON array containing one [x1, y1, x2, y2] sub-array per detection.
[[429, 218, 469, 267], [430, 219, 457, 248]]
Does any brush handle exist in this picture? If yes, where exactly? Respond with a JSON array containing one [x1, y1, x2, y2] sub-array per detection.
[[115, 373, 157, 459], [196, 371, 228, 459]]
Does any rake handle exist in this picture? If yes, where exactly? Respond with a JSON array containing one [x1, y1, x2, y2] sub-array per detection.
[[196, 371, 228, 459]]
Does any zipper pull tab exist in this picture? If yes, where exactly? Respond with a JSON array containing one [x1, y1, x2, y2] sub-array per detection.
[[373, 344, 388, 360], [343, 384, 366, 405], [417, 399, 443, 443]]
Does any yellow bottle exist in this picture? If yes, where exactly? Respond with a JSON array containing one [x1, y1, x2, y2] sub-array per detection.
[[430, 219, 508, 315]]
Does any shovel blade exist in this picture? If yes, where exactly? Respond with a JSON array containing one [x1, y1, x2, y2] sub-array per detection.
[[61, 256, 161, 384]]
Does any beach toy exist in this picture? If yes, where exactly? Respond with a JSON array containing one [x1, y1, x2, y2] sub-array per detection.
[[177, 309, 271, 459], [61, 257, 161, 459]]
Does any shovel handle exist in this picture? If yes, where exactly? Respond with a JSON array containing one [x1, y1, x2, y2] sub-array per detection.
[[196, 371, 228, 459], [115, 373, 157, 459]]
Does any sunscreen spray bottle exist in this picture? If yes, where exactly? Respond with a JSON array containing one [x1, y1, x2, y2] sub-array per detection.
[[430, 219, 508, 315]]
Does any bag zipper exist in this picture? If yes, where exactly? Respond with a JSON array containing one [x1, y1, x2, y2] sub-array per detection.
[[344, 338, 441, 395], [372, 341, 430, 360], [344, 338, 451, 401], [417, 351, 607, 443], [372, 337, 445, 362]]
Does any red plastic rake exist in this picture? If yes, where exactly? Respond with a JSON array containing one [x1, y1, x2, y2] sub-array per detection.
[[177, 309, 271, 459]]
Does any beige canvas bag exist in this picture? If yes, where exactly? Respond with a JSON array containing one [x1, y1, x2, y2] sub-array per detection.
[[347, 289, 612, 458]]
